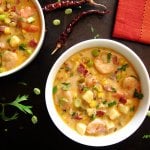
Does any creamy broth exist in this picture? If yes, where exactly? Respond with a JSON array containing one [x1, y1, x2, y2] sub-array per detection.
[[0, 0, 41, 72], [53, 47, 143, 136]]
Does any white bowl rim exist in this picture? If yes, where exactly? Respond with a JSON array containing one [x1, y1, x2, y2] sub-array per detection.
[[0, 0, 45, 77], [45, 39, 150, 147]]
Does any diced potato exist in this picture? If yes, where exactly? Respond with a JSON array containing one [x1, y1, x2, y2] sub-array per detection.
[[105, 120, 115, 130], [4, 27, 11, 34], [87, 108, 96, 117], [118, 104, 129, 114], [9, 35, 21, 47], [76, 123, 87, 135], [74, 98, 81, 108], [82, 90, 93, 103], [27, 16, 35, 23], [108, 108, 120, 120]]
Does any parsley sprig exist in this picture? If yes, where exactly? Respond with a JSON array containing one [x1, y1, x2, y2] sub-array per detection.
[[0, 95, 33, 121]]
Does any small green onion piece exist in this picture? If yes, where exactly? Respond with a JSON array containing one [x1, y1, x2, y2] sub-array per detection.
[[74, 99, 81, 108], [26, 49, 32, 55], [94, 34, 100, 39], [142, 134, 150, 139], [18, 82, 27, 86], [31, 115, 38, 124], [108, 101, 117, 107], [87, 59, 93, 67], [91, 49, 100, 57], [52, 19, 61, 26], [33, 88, 41, 95], [0, 14, 6, 21], [53, 86, 58, 94], [27, 17, 35, 23], [90, 26, 94, 33], [0, 67, 5, 73], [107, 53, 112, 63], [4, 128, 8, 132], [147, 110, 150, 117], [65, 8, 72, 15]]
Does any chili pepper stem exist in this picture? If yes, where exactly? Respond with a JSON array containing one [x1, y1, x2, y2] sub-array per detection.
[[88, 0, 107, 10], [51, 43, 62, 55]]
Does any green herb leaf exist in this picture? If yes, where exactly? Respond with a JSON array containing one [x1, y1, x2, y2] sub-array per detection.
[[61, 82, 71, 91], [12, 95, 28, 103], [130, 106, 135, 112], [9, 95, 33, 115], [107, 53, 112, 63], [133, 89, 144, 99], [19, 43, 27, 50], [117, 64, 128, 71], [108, 101, 117, 107]]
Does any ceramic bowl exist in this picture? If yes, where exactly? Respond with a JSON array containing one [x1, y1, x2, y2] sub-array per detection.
[[45, 39, 150, 147], [0, 0, 45, 77]]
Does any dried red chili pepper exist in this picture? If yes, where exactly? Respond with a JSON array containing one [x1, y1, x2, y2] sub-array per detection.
[[51, 9, 109, 55], [43, 0, 107, 12]]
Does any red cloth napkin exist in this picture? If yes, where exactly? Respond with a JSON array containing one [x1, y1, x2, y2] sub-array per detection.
[[113, 0, 150, 44]]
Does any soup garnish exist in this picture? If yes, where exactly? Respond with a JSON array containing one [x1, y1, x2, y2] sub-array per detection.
[[0, 0, 41, 73]]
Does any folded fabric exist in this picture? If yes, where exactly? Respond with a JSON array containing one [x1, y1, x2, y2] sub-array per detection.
[[113, 0, 150, 44]]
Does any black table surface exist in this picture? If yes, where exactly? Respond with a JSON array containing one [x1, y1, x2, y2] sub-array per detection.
[[0, 0, 150, 149]]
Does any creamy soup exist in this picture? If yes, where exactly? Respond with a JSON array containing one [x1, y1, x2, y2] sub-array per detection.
[[0, 0, 41, 73], [53, 47, 143, 136]]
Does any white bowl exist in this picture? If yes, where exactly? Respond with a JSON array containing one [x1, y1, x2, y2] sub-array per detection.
[[45, 39, 150, 147], [0, 0, 45, 77]]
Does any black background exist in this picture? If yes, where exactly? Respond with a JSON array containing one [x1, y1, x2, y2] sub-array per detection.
[[0, 0, 150, 149]]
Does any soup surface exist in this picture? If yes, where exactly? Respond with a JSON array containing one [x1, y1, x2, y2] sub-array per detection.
[[53, 47, 143, 136], [0, 0, 41, 73]]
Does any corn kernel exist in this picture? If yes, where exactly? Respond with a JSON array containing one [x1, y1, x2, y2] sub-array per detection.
[[4, 18, 11, 24], [98, 92, 104, 99], [9, 35, 21, 47], [102, 79, 108, 85], [4, 27, 11, 34], [89, 100, 97, 108]]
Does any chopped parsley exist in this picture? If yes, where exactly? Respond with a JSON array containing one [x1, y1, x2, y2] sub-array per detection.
[[117, 64, 128, 71], [133, 89, 144, 99], [108, 101, 117, 107]]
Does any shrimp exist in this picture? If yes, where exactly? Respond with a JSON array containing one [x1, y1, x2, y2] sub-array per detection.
[[2, 51, 18, 70], [20, 6, 35, 18], [63, 90, 73, 103], [85, 74, 98, 87], [122, 77, 140, 97], [94, 58, 116, 74], [86, 118, 106, 135]]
